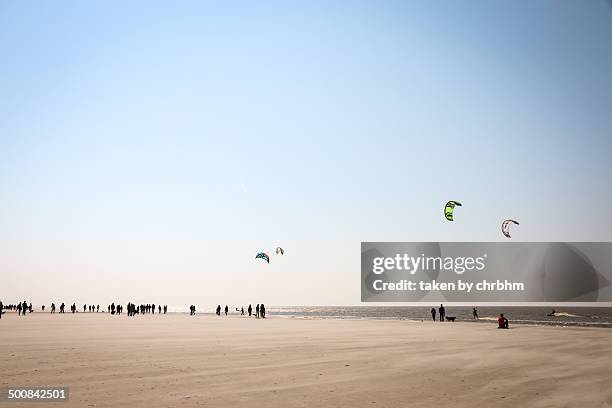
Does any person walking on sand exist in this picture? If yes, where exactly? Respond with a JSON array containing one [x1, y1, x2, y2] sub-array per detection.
[[60, 303, 65, 313], [430, 307, 436, 322], [438, 304, 445, 322], [224, 305, 228, 316], [216, 305, 221, 316], [255, 304, 260, 319], [248, 304, 252, 317], [241, 307, 245, 316], [17, 302, 22, 315], [260, 304, 266, 319], [51, 303, 56, 313], [473, 307, 479, 320]]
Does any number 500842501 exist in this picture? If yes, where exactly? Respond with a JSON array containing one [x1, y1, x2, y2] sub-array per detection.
[[2, 388, 68, 401]]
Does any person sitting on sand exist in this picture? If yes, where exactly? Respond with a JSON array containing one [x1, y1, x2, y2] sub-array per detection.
[[498, 313, 509, 329]]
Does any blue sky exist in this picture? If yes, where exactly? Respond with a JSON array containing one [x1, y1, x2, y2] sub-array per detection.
[[1, 1, 611, 306]]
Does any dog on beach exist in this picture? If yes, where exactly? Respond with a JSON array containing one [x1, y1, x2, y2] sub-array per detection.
[[445, 316, 456, 322]]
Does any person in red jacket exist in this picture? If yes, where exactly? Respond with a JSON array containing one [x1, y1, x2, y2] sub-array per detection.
[[498, 313, 509, 329]]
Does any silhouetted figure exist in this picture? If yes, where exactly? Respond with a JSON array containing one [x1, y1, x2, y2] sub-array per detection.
[[83, 304, 86, 313], [42, 305, 45, 312], [216, 305, 221, 316], [28, 303, 32, 313], [158, 305, 161, 314], [111, 303, 116, 315], [255, 304, 260, 319], [473, 307, 479, 320], [163, 305, 167, 314], [498, 313, 509, 329], [152, 304, 156, 315], [430, 307, 436, 322], [248, 304, 252, 317], [51, 303, 56, 313], [96, 305, 99, 312], [438, 304, 445, 322], [17, 302, 22, 316], [224, 305, 228, 316], [22, 301, 28, 316], [60, 303, 65, 313], [0, 300, 3, 319], [260, 304, 266, 318], [241, 307, 245, 316]]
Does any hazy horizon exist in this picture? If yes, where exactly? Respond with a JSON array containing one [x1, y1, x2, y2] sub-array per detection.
[[2, 1, 612, 307]]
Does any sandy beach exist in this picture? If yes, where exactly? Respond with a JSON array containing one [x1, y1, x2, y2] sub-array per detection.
[[0, 314, 611, 408]]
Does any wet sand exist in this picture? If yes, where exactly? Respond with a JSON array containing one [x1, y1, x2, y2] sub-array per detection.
[[1, 313, 611, 407]]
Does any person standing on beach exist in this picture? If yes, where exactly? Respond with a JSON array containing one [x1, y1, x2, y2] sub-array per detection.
[[0, 300, 3, 319], [22, 301, 28, 316], [224, 305, 228, 316], [430, 307, 436, 321], [42, 305, 45, 312], [60, 303, 65, 313], [51, 303, 56, 313], [248, 304, 252, 317], [241, 307, 245, 316], [164, 305, 167, 314], [473, 308, 479, 320], [438, 304, 445, 322], [260, 304, 266, 318], [17, 302, 22, 315], [255, 304, 260, 319]]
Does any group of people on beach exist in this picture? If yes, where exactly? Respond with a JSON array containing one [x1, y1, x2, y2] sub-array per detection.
[[428, 304, 509, 328], [0, 300, 267, 319], [1, 301, 33, 316], [212, 304, 266, 318], [0, 301, 169, 317]]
